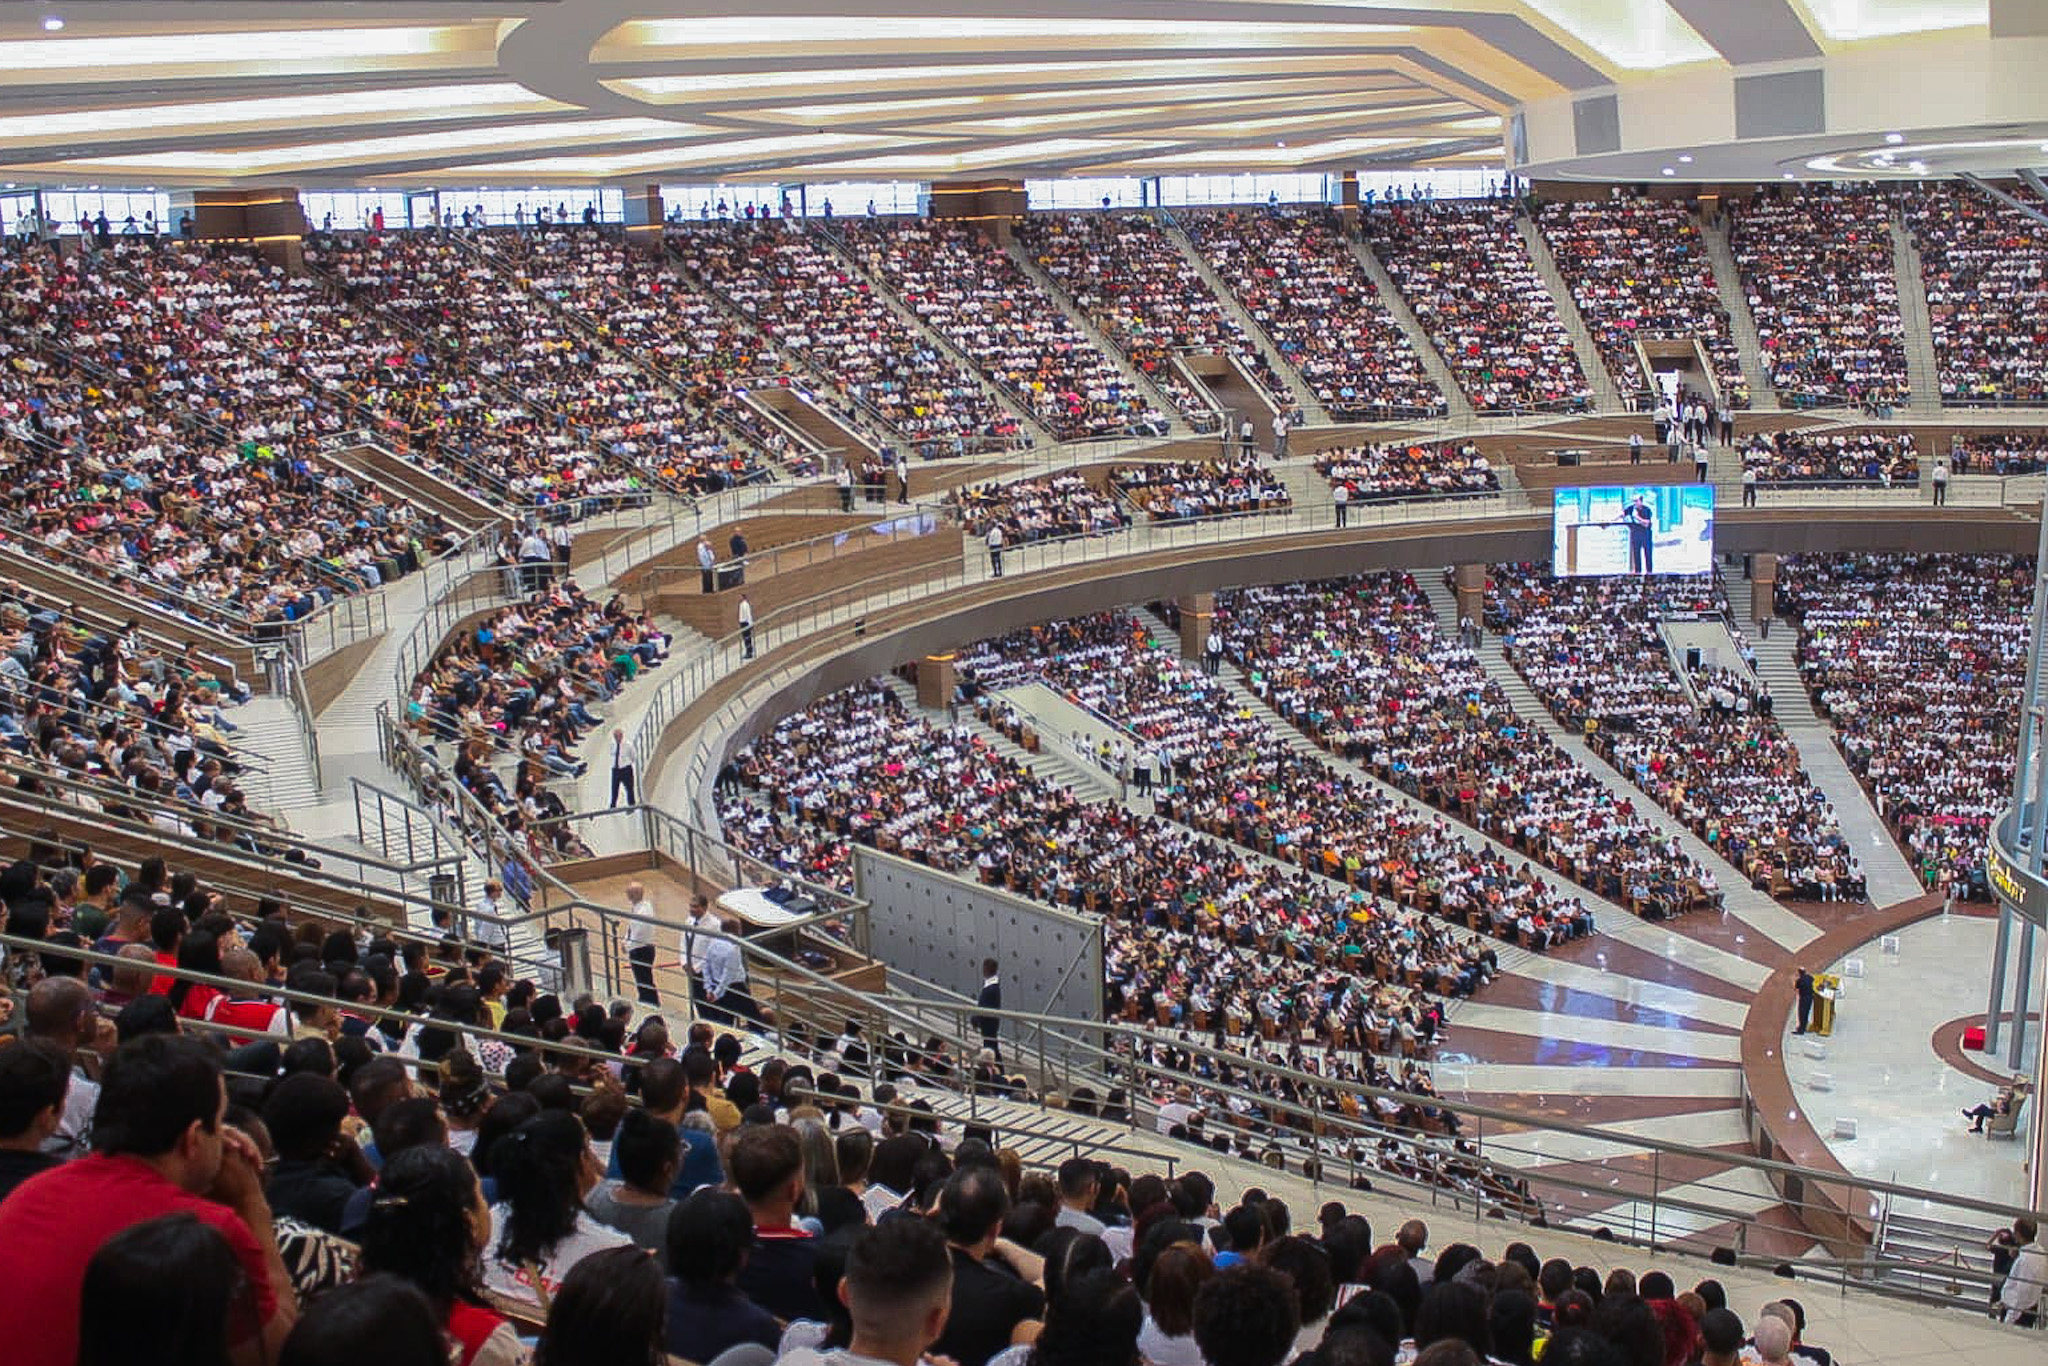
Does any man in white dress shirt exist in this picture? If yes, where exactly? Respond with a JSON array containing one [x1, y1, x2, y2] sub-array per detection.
[[624, 880, 659, 1005]]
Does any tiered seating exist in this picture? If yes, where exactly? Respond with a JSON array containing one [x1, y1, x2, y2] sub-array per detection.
[[1536, 195, 1750, 406], [1904, 182, 2048, 404], [1222, 575, 1721, 919], [1314, 440, 1499, 501], [1729, 187, 1908, 409], [1951, 431, 2048, 474], [668, 223, 1021, 456], [0, 243, 458, 630], [1363, 199, 1591, 412], [1108, 458, 1289, 521], [493, 228, 794, 481], [1490, 566, 1865, 901], [1738, 429, 1917, 485], [1182, 209, 1447, 419], [1777, 553, 2030, 900], [1013, 212, 1284, 428], [842, 219, 1167, 441], [308, 231, 746, 497], [951, 611, 1596, 954], [405, 572, 670, 866], [942, 473, 1129, 540]]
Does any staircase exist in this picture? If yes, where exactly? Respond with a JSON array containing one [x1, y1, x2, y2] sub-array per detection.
[[1517, 216, 1627, 412], [1742, 604, 1926, 904], [221, 695, 325, 814], [1876, 1211, 2003, 1305], [1155, 216, 1331, 424], [1343, 238, 1476, 422], [874, 674, 1122, 803], [1698, 218, 1782, 410], [1002, 241, 1196, 436], [1888, 218, 1945, 415], [814, 229, 1059, 446]]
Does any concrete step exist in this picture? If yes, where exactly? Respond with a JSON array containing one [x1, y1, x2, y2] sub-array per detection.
[[1344, 237, 1476, 422], [1889, 218, 1946, 416], [1698, 217, 1782, 411]]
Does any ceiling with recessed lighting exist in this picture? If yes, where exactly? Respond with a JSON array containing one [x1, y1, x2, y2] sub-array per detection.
[[0, 0, 2034, 186]]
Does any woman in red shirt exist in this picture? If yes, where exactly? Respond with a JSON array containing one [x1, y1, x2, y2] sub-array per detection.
[[358, 1145, 524, 1365]]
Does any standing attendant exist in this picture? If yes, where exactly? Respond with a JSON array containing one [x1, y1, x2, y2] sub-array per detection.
[[551, 519, 573, 573], [625, 881, 660, 1006], [836, 464, 854, 512], [1272, 413, 1290, 460], [609, 729, 637, 808], [1743, 466, 1758, 506], [728, 529, 749, 587], [895, 454, 911, 504], [683, 895, 718, 1012], [697, 538, 717, 593], [986, 523, 1005, 578], [1793, 967, 1816, 1035], [1718, 404, 1734, 446], [1932, 460, 1950, 507], [972, 959, 1003, 1061], [1239, 417, 1255, 459], [701, 918, 762, 1026], [1204, 631, 1223, 677], [1333, 482, 1350, 528], [518, 525, 552, 592], [738, 595, 755, 660], [1694, 445, 1710, 483], [1630, 432, 1644, 464]]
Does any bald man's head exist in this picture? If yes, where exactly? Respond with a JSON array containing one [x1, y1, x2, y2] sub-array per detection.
[[110, 944, 159, 999], [26, 977, 93, 1043]]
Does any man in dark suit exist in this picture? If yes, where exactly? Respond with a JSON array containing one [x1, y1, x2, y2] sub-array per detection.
[[1794, 967, 1815, 1034], [1624, 493, 1655, 575], [973, 958, 1002, 1061]]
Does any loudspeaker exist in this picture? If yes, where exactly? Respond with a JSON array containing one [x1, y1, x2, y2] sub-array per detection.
[[1881, 935, 1902, 954], [1842, 958, 1865, 977], [1556, 450, 1581, 467], [1809, 1072, 1834, 1092], [1834, 1118, 1858, 1139]]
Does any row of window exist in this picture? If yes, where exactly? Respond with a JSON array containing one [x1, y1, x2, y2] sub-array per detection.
[[1, 170, 1517, 239]]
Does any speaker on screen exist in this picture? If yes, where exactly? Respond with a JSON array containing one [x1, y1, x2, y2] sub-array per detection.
[[1551, 485, 1716, 577]]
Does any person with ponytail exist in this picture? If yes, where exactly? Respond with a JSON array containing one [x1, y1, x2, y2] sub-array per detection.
[[482, 1109, 630, 1314], [356, 1144, 524, 1366]]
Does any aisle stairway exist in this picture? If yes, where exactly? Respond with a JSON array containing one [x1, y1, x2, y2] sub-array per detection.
[[1001, 241, 1198, 436], [1889, 218, 1945, 415], [1154, 216, 1331, 424], [874, 674, 1124, 803], [1742, 607, 1927, 905], [1415, 579, 1824, 953], [227, 696, 325, 817], [1698, 217, 1782, 411], [1343, 237, 1476, 422], [1517, 215, 1627, 412]]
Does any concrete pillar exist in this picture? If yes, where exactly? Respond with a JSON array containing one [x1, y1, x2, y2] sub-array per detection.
[[1178, 593, 1214, 663], [1337, 171, 1360, 233], [1453, 565, 1487, 628], [1986, 904, 2013, 1052], [917, 653, 957, 711], [1749, 552, 1778, 630], [621, 183, 665, 256], [2009, 920, 2036, 1073], [176, 188, 307, 270]]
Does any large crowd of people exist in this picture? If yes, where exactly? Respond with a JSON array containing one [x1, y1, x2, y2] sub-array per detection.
[[1950, 431, 2048, 475], [1776, 552, 2031, 901], [0, 240, 464, 630], [1535, 194, 1751, 408], [1488, 567, 1864, 902], [1737, 429, 1918, 486], [1363, 199, 1591, 413], [1181, 209, 1447, 420], [1220, 576, 1722, 920], [1013, 212, 1286, 429], [843, 220, 1169, 442], [668, 222, 1024, 457], [1728, 186, 1909, 410], [943, 474, 1131, 541], [405, 570, 670, 869], [1314, 441, 1499, 503], [1109, 459, 1291, 522], [1905, 182, 2048, 405]]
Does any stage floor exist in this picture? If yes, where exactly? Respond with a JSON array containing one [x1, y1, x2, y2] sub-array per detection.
[[1785, 911, 2040, 1215]]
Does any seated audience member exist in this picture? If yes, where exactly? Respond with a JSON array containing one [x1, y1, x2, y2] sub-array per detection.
[[1194, 1263, 1302, 1366], [532, 1244, 669, 1366], [1905, 183, 2048, 404], [482, 1110, 631, 1312], [358, 1143, 524, 1366], [261, 1072, 365, 1234], [730, 1121, 826, 1321], [0, 1034, 295, 1366], [278, 1275, 450, 1366], [779, 1216, 957, 1366], [931, 1165, 1049, 1366], [0, 1037, 68, 1199], [1020, 1267, 1145, 1366], [584, 1107, 680, 1252], [665, 1187, 782, 1361], [77, 1212, 262, 1366]]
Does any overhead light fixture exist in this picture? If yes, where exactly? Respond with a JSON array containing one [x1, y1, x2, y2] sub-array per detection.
[[1908, 160, 1927, 173], [1678, 154, 1693, 164], [1783, 172, 1796, 180], [1661, 167, 1675, 176], [1275, 139, 1286, 147], [41, 16, 62, 31], [1884, 132, 1905, 144]]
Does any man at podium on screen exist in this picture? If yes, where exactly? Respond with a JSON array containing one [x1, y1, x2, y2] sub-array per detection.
[[1622, 493, 1655, 574]]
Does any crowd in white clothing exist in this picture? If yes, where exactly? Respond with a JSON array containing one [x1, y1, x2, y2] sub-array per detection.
[[1109, 458, 1290, 521], [1314, 441, 1499, 502], [1905, 183, 2048, 405], [1738, 429, 1917, 485]]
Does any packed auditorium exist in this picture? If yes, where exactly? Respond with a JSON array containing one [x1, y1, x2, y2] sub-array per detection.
[[0, 5, 2045, 1366]]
